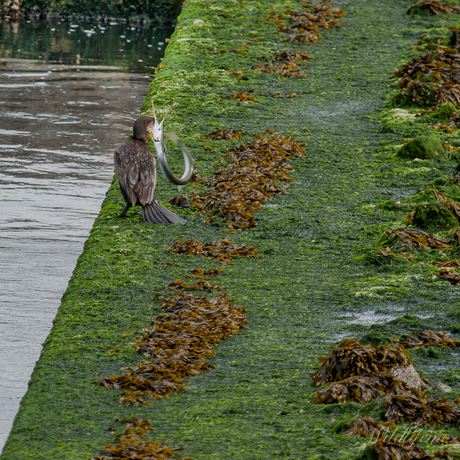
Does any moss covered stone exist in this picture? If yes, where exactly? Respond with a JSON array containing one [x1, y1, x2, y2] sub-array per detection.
[[360, 330, 391, 347], [426, 102, 457, 121], [412, 202, 458, 230], [397, 136, 445, 160]]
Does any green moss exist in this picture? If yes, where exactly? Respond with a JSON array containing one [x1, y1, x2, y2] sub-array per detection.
[[397, 136, 445, 160], [360, 330, 391, 347], [412, 202, 458, 230], [388, 314, 427, 330], [360, 444, 378, 460], [422, 102, 457, 121]]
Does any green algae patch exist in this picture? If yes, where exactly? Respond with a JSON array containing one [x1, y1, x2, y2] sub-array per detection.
[[397, 136, 445, 160], [412, 202, 459, 229], [421, 102, 458, 122]]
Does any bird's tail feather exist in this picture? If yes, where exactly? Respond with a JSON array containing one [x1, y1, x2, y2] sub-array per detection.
[[142, 200, 186, 224]]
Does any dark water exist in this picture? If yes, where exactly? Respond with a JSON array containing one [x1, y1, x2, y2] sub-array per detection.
[[0, 18, 173, 450]]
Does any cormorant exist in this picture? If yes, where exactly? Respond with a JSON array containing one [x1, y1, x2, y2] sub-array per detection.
[[113, 116, 186, 224]]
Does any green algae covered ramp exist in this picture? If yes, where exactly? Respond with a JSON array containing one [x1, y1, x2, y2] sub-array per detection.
[[5, 0, 460, 459]]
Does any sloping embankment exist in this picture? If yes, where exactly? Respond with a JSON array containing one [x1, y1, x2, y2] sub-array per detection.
[[4, 0, 460, 459]]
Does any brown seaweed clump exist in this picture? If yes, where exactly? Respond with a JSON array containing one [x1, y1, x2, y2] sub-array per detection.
[[186, 267, 224, 279], [376, 247, 415, 262], [228, 92, 259, 103], [311, 339, 410, 386], [371, 439, 460, 459], [90, 418, 192, 460], [342, 417, 395, 438], [433, 259, 460, 268], [169, 134, 305, 229], [219, 92, 259, 103], [252, 50, 313, 78], [201, 129, 242, 141], [313, 335, 460, 435], [278, 1, 345, 43], [386, 394, 460, 425], [384, 200, 460, 285], [430, 434, 460, 445], [167, 279, 220, 292], [434, 268, 460, 285], [407, 0, 460, 15], [372, 439, 431, 460], [391, 45, 460, 110], [99, 276, 247, 405], [384, 228, 453, 250], [168, 238, 259, 264], [399, 330, 460, 349], [209, 42, 248, 54], [313, 373, 415, 404]]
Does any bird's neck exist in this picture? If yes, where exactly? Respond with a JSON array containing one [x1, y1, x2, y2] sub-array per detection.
[[132, 135, 148, 145]]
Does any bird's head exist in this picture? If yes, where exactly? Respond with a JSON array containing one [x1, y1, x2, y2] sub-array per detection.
[[148, 100, 177, 155]]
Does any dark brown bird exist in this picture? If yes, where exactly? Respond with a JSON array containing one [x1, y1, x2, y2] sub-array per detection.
[[113, 116, 186, 224]]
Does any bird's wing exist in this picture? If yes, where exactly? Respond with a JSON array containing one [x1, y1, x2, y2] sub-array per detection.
[[134, 149, 157, 205], [114, 140, 157, 206], [114, 142, 140, 206]]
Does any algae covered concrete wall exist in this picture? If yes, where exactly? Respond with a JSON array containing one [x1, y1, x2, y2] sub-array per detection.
[[5, 0, 460, 458]]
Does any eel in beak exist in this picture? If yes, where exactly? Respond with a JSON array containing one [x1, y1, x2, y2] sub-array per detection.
[[149, 100, 195, 189]]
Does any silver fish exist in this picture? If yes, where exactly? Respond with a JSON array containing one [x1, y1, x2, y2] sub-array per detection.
[[149, 100, 195, 189]]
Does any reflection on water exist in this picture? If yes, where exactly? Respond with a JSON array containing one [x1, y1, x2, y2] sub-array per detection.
[[0, 18, 173, 451], [0, 18, 171, 72]]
